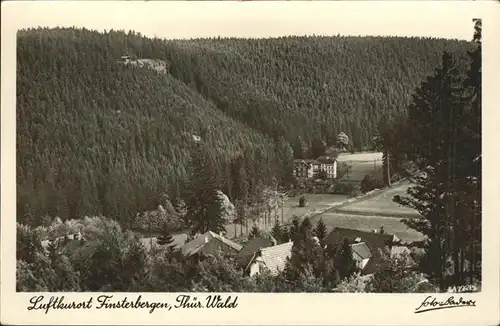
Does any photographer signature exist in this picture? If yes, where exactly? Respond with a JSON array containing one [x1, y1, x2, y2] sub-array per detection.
[[414, 295, 476, 314]]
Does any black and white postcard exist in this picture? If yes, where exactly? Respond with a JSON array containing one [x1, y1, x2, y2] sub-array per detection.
[[1, 1, 499, 325]]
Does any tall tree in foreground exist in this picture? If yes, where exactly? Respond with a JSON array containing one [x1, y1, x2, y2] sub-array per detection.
[[394, 20, 481, 290], [395, 51, 462, 291], [460, 18, 482, 284], [185, 145, 226, 235]]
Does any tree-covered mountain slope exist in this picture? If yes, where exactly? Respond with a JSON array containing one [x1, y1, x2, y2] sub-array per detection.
[[16, 27, 473, 225]]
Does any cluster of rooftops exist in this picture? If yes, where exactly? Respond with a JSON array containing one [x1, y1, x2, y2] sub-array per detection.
[[179, 226, 414, 277], [41, 225, 415, 278]]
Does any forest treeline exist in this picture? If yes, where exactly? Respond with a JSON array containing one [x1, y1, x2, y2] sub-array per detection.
[[17, 27, 474, 225]]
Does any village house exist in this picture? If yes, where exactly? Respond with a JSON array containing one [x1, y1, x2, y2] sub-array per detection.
[[236, 236, 277, 269], [325, 227, 402, 276], [40, 231, 85, 249], [180, 231, 243, 257], [244, 241, 294, 277]]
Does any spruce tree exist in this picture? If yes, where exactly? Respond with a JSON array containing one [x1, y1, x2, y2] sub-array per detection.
[[292, 136, 306, 159], [314, 218, 327, 247], [271, 220, 283, 244], [157, 224, 175, 248], [310, 134, 326, 158], [289, 217, 323, 277], [185, 144, 226, 235], [461, 18, 481, 284], [335, 238, 357, 280], [394, 49, 475, 290], [249, 225, 261, 239], [289, 216, 301, 242]]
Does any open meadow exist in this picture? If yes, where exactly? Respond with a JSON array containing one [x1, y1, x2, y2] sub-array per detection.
[[334, 180, 420, 218], [309, 211, 425, 243], [281, 193, 349, 221], [336, 152, 384, 183]]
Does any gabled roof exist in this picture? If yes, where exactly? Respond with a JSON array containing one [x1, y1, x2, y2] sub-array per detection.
[[236, 236, 276, 267], [248, 241, 293, 275], [326, 228, 394, 255], [180, 231, 242, 257], [390, 245, 417, 267], [351, 242, 372, 260]]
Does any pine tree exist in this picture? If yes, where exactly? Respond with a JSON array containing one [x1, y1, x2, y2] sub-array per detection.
[[157, 224, 175, 248], [335, 238, 357, 280], [185, 145, 226, 235], [461, 18, 481, 284], [292, 136, 306, 159], [313, 218, 327, 247], [275, 137, 294, 186], [249, 225, 261, 239], [310, 133, 326, 158], [271, 220, 283, 244], [394, 50, 475, 291], [289, 216, 301, 242], [230, 154, 249, 202], [289, 217, 323, 277]]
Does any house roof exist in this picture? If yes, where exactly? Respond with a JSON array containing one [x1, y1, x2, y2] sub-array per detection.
[[326, 228, 394, 255], [180, 231, 242, 256], [326, 228, 395, 275], [236, 236, 276, 267], [391, 245, 417, 267], [351, 242, 372, 260], [250, 241, 293, 275], [59, 239, 100, 262]]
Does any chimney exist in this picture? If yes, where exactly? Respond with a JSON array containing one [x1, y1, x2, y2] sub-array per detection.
[[354, 237, 361, 243]]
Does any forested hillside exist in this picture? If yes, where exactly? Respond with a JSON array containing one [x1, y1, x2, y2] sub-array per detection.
[[16, 27, 473, 225]]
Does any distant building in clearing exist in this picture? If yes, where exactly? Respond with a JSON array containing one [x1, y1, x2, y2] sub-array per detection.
[[293, 156, 337, 179], [41, 231, 84, 249]]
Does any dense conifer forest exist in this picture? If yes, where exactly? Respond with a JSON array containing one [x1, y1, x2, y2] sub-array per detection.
[[16, 27, 474, 226]]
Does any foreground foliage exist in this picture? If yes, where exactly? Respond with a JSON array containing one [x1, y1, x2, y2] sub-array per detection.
[[17, 216, 438, 293]]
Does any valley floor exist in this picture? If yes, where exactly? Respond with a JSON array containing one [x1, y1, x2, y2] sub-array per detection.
[[140, 179, 425, 249]]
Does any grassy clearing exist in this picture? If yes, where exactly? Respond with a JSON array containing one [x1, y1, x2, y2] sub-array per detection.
[[335, 181, 420, 218], [310, 211, 425, 243], [281, 193, 349, 220], [337, 152, 384, 183]]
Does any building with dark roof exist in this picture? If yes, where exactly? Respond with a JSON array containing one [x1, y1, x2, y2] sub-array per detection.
[[236, 236, 276, 268], [180, 231, 243, 257], [326, 227, 400, 275], [244, 241, 293, 277]]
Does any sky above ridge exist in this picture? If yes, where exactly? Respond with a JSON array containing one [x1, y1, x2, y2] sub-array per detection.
[[4, 1, 483, 41]]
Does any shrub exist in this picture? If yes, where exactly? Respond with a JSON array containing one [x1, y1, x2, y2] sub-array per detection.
[[332, 182, 356, 196], [360, 174, 384, 194]]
